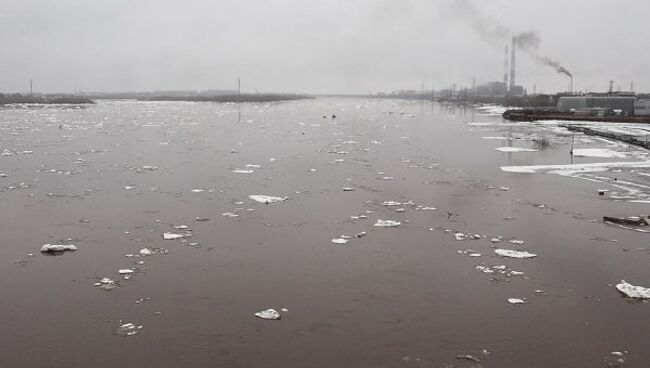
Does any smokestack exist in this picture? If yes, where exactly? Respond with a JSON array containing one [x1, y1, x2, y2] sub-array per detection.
[[503, 45, 509, 88], [509, 37, 516, 93]]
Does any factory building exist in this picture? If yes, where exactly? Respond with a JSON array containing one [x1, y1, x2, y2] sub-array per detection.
[[557, 96, 636, 115], [634, 100, 650, 116]]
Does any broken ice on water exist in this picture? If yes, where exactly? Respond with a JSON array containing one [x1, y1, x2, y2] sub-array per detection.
[[616, 280, 650, 299], [254, 309, 281, 320], [508, 298, 526, 304], [248, 195, 288, 204], [374, 219, 401, 227], [163, 232, 184, 240], [331, 238, 349, 244], [494, 249, 537, 259], [116, 322, 143, 336], [494, 147, 538, 153], [40, 244, 77, 253], [94, 277, 117, 290]]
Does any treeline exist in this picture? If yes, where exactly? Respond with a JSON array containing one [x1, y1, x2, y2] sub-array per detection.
[[0, 93, 94, 105], [139, 93, 314, 103]]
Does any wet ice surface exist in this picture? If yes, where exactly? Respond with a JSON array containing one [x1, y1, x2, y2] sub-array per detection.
[[2, 100, 650, 367]]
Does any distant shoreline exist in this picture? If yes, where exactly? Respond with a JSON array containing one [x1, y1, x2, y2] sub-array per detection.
[[0, 94, 95, 105], [139, 93, 314, 103]]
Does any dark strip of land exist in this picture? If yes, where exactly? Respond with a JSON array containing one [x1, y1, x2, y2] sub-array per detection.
[[140, 93, 314, 103], [0, 94, 94, 105]]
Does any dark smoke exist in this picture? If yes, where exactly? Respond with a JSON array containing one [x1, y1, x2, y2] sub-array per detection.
[[455, 0, 571, 77]]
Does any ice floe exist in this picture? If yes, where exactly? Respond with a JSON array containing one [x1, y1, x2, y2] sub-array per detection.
[[116, 322, 142, 336], [502, 161, 650, 175], [495, 147, 538, 153], [508, 298, 526, 304], [572, 148, 627, 159], [616, 280, 650, 299], [331, 238, 349, 244], [40, 244, 77, 253], [255, 309, 281, 320], [248, 195, 287, 204], [374, 219, 401, 227], [494, 249, 537, 259], [163, 232, 184, 240]]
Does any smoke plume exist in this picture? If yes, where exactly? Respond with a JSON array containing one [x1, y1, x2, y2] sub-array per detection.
[[455, 0, 571, 77]]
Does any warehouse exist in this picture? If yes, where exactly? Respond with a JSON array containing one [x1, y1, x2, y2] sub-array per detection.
[[557, 96, 636, 115], [634, 100, 650, 116]]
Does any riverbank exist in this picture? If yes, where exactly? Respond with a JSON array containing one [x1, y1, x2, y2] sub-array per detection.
[[140, 93, 314, 103], [0, 94, 95, 105]]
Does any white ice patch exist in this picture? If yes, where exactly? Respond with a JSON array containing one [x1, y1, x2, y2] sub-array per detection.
[[139, 248, 153, 256], [494, 249, 537, 259], [501, 161, 650, 175], [163, 232, 184, 240], [331, 238, 349, 244], [508, 298, 526, 304], [572, 148, 627, 159], [40, 244, 77, 253], [248, 195, 287, 204], [374, 219, 401, 227], [255, 309, 281, 320], [116, 322, 143, 336], [495, 147, 538, 153], [118, 269, 134, 274], [232, 169, 254, 174], [616, 280, 650, 299]]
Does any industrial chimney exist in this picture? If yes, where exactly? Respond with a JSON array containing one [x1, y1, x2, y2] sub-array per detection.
[[503, 45, 509, 89], [509, 37, 516, 93]]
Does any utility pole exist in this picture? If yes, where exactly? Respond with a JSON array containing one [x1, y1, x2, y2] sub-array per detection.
[[30, 79, 33, 97]]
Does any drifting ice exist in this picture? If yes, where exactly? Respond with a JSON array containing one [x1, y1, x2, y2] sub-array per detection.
[[255, 309, 281, 320], [616, 280, 650, 299], [248, 195, 287, 204], [40, 244, 77, 253], [494, 249, 537, 259], [374, 220, 401, 227], [163, 232, 184, 240]]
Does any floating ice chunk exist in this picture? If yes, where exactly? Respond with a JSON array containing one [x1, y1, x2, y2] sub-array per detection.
[[616, 280, 650, 299], [508, 298, 526, 304], [331, 238, 349, 244], [139, 248, 152, 256], [245, 164, 261, 168], [355, 231, 367, 238], [40, 244, 77, 253], [96, 277, 117, 290], [222, 212, 239, 218], [116, 322, 143, 336], [509, 239, 525, 245], [495, 249, 537, 258], [469, 253, 481, 257], [163, 232, 184, 240], [495, 147, 538, 153], [374, 219, 401, 227], [455, 233, 466, 241], [118, 269, 134, 274], [382, 201, 401, 206], [123, 186, 135, 190], [501, 161, 650, 175], [572, 148, 627, 159], [248, 195, 287, 204], [232, 169, 254, 174], [255, 309, 281, 320], [491, 238, 502, 243], [342, 187, 355, 191], [140, 165, 158, 171]]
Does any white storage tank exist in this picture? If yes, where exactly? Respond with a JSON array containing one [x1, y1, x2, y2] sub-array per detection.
[[634, 99, 650, 116]]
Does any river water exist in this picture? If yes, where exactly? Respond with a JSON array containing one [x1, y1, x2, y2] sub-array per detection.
[[1, 99, 649, 367]]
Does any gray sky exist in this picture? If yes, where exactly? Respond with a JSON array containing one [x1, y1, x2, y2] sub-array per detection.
[[1, 0, 647, 94]]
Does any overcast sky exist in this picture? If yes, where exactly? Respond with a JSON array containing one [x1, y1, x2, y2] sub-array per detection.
[[0, 0, 647, 94]]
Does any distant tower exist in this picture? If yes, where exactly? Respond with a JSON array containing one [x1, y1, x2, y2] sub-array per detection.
[[631, 81, 634, 92], [30, 79, 33, 97], [238, 78, 241, 95], [608, 80, 614, 94], [503, 45, 509, 89], [509, 37, 516, 93]]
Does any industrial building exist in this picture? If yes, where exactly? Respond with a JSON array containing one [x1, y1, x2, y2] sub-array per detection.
[[634, 100, 650, 116], [557, 96, 636, 115]]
